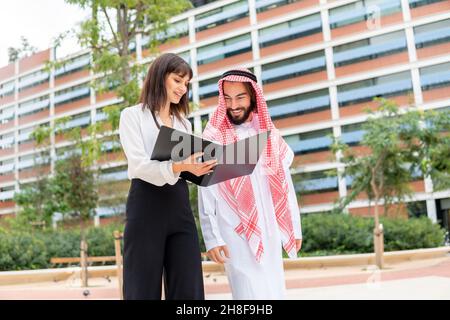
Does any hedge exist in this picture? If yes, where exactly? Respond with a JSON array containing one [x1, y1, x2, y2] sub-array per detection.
[[298, 214, 446, 257], [0, 214, 446, 271], [0, 224, 124, 271]]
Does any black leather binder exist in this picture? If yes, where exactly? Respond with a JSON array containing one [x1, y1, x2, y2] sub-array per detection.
[[151, 126, 270, 186]]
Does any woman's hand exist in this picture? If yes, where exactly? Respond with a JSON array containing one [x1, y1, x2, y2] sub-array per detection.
[[172, 152, 218, 177]]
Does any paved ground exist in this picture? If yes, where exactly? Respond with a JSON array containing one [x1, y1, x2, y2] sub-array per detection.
[[1, 256, 449, 300]]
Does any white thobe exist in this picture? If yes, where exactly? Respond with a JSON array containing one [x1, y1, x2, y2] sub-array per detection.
[[198, 115, 302, 300]]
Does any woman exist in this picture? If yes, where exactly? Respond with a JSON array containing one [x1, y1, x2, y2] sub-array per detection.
[[119, 53, 216, 300]]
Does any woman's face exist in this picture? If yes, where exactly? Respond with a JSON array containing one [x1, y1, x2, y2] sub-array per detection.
[[165, 72, 190, 104]]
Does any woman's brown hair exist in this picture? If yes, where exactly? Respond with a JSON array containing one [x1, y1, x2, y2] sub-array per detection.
[[140, 53, 193, 126]]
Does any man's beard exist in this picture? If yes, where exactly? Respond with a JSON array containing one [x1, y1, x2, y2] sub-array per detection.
[[226, 105, 254, 125]]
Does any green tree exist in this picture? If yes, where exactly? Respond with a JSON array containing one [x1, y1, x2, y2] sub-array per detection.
[[332, 98, 450, 268], [8, 36, 38, 63], [14, 118, 100, 230], [399, 107, 450, 191], [52, 153, 98, 287], [61, 0, 192, 129], [13, 177, 68, 229], [44, 1, 193, 220], [12, 124, 63, 229], [52, 155, 98, 227]]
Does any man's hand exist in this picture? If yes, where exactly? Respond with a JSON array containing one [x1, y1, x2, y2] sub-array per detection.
[[207, 245, 230, 264], [296, 239, 302, 253]]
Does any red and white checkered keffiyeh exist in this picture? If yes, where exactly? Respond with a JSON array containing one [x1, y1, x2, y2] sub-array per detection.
[[203, 68, 296, 262]]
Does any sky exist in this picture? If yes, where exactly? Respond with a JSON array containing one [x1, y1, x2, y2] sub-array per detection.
[[0, 0, 89, 67]]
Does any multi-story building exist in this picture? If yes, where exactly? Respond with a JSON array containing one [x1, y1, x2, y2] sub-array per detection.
[[0, 0, 449, 232]]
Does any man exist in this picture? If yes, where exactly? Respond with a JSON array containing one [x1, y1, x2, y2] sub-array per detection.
[[198, 69, 302, 299]]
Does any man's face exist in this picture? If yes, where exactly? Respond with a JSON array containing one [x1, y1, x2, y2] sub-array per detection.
[[223, 81, 254, 125]]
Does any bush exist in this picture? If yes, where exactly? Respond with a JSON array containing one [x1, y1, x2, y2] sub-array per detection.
[[0, 223, 124, 271], [0, 213, 446, 271], [382, 216, 445, 251], [0, 231, 48, 270], [299, 214, 446, 257]]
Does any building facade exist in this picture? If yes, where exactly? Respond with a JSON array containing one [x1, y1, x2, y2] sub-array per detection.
[[0, 0, 449, 231]]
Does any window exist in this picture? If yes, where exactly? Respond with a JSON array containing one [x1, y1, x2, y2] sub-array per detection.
[[55, 54, 90, 78], [407, 201, 428, 218], [56, 145, 81, 160], [293, 170, 339, 195], [259, 13, 321, 48], [178, 51, 191, 65], [334, 31, 407, 67], [199, 76, 220, 100], [101, 137, 122, 154], [262, 50, 326, 84], [166, 20, 189, 38], [414, 19, 450, 49], [0, 159, 14, 176], [0, 81, 15, 99], [409, 0, 446, 9], [0, 133, 14, 150], [192, 0, 217, 8], [256, 0, 299, 13], [409, 163, 423, 180], [96, 204, 126, 217], [142, 20, 189, 48], [18, 152, 50, 170], [285, 128, 333, 155], [19, 70, 49, 91], [18, 95, 50, 118], [95, 106, 108, 123], [0, 106, 15, 124], [18, 126, 36, 144], [95, 77, 121, 95], [337, 71, 413, 107], [346, 162, 423, 188], [329, 0, 402, 29], [195, 0, 249, 32], [267, 89, 330, 119], [197, 33, 252, 65], [99, 165, 128, 182], [420, 62, 450, 91], [59, 111, 91, 132], [341, 123, 366, 146], [0, 185, 15, 202], [54, 83, 90, 106], [95, 105, 120, 123], [18, 123, 49, 145]]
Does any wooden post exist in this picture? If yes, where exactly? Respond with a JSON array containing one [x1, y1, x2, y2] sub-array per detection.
[[80, 239, 89, 287], [114, 231, 124, 300]]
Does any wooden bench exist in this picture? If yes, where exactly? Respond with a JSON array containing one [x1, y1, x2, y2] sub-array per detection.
[[50, 256, 117, 267], [50, 232, 124, 298], [113, 231, 124, 300]]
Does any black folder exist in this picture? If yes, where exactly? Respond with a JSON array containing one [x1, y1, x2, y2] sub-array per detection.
[[151, 126, 270, 186]]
